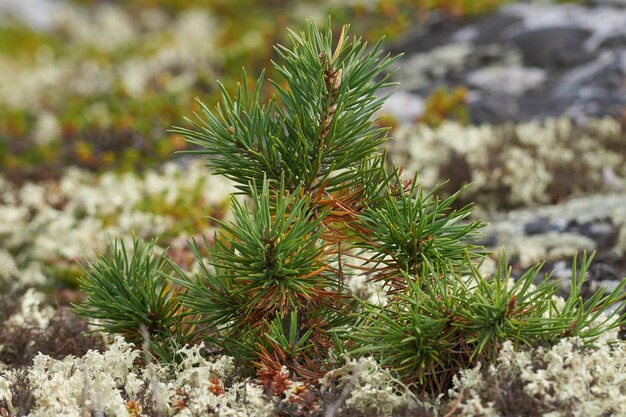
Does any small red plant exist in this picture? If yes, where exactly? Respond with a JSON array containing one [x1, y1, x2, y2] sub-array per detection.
[[208, 376, 225, 396]]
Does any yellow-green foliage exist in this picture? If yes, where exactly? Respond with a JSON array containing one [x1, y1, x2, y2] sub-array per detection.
[[421, 86, 469, 127]]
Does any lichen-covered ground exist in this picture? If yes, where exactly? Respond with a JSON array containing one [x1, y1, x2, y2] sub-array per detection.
[[1, 1, 626, 416]]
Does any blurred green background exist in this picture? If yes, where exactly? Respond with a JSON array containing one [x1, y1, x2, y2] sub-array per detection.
[[0, 0, 507, 184]]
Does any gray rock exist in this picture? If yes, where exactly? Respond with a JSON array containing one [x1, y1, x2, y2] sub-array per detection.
[[390, 2, 626, 123], [511, 27, 595, 69], [468, 93, 522, 123], [554, 51, 616, 96], [470, 12, 523, 45], [505, 3, 626, 51], [524, 217, 566, 235]]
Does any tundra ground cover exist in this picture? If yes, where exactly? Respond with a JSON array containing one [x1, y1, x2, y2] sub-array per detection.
[[1, 1, 626, 416]]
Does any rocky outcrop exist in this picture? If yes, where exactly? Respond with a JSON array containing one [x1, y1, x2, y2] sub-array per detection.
[[385, 1, 626, 124]]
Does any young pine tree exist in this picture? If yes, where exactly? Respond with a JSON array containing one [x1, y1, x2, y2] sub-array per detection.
[[75, 19, 626, 394]]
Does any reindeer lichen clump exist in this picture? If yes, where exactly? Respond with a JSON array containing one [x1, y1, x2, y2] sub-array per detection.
[[75, 19, 626, 395]]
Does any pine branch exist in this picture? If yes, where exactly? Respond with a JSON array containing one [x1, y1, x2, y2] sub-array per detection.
[[172, 19, 399, 196]]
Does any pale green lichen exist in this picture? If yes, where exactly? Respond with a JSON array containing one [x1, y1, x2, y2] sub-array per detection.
[[2, 331, 625, 416], [611, 207, 626, 257], [0, 160, 233, 291], [25, 337, 139, 417], [321, 356, 421, 415], [498, 231, 596, 267], [5, 288, 55, 329], [3, 338, 273, 417], [0, 5, 219, 110], [0, 373, 11, 414], [391, 117, 626, 210], [450, 335, 626, 417]]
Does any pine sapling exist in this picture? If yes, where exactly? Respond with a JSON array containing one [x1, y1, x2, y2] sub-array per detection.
[[75, 19, 626, 396]]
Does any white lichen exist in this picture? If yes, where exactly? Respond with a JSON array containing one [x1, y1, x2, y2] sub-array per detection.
[[0, 4, 218, 109], [6, 288, 55, 329], [26, 337, 139, 417], [450, 336, 626, 417], [0, 160, 233, 291], [391, 117, 626, 210], [322, 356, 417, 415], [0, 373, 12, 414]]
